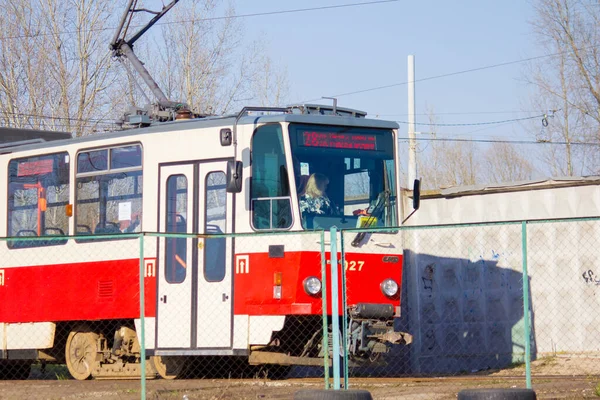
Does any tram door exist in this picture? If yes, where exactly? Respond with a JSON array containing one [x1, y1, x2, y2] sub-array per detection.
[[196, 161, 233, 348], [157, 164, 195, 348], [157, 161, 233, 349]]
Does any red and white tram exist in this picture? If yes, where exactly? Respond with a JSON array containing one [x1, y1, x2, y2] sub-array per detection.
[[0, 104, 412, 379]]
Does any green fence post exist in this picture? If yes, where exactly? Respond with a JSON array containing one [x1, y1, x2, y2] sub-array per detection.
[[139, 233, 146, 400], [340, 230, 349, 390], [521, 221, 532, 389], [330, 226, 341, 390], [320, 231, 330, 389]]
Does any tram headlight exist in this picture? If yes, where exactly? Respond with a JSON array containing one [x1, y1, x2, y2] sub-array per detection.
[[380, 278, 399, 297], [303, 276, 322, 296]]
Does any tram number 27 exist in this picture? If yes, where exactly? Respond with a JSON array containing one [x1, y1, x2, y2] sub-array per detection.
[[344, 260, 365, 271]]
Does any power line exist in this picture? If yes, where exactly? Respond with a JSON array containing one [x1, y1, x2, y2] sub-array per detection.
[[375, 110, 544, 117], [395, 113, 547, 127], [402, 136, 600, 146], [301, 45, 600, 102], [0, 1, 399, 41]]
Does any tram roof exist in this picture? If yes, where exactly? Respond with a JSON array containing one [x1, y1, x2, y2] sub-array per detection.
[[1, 112, 399, 155], [0, 127, 71, 147]]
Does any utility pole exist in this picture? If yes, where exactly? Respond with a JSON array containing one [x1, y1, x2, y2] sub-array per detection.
[[407, 55, 417, 189]]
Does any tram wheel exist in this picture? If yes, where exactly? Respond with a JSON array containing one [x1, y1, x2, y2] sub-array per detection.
[[65, 330, 99, 380], [151, 356, 186, 379]]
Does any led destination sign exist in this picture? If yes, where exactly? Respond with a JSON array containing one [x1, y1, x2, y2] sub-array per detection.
[[301, 131, 377, 150]]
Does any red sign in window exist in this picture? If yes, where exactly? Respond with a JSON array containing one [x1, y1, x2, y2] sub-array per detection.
[[17, 159, 53, 176], [302, 131, 377, 150]]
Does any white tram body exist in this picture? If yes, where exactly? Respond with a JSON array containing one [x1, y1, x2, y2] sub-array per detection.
[[0, 106, 409, 379]]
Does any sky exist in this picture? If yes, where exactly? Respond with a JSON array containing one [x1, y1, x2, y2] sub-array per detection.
[[230, 1, 542, 143], [135, 0, 561, 181]]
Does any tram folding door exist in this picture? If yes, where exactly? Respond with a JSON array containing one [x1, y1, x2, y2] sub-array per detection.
[[157, 162, 233, 350]]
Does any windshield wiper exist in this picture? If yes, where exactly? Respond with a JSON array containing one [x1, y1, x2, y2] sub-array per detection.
[[351, 190, 389, 247]]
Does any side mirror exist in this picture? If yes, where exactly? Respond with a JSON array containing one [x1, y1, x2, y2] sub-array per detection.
[[220, 128, 232, 146], [226, 160, 243, 193], [412, 179, 420, 210]]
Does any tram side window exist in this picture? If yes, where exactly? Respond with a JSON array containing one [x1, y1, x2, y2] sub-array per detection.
[[205, 171, 226, 282], [8, 152, 70, 248], [165, 175, 188, 284], [75, 145, 143, 237], [250, 124, 292, 230]]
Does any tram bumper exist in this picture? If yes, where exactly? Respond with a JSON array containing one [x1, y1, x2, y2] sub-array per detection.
[[347, 303, 412, 364]]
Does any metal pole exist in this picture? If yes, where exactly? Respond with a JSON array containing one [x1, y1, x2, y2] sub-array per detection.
[[119, 43, 173, 107], [110, 0, 135, 47], [139, 234, 146, 400], [330, 226, 341, 390], [407, 55, 417, 188], [521, 222, 532, 389], [340, 233, 349, 389], [320, 231, 330, 389]]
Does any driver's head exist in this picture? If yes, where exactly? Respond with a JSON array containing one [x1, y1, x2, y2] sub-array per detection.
[[306, 173, 329, 198]]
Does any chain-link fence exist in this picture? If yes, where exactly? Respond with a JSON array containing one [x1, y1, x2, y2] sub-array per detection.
[[0, 234, 144, 382], [142, 230, 330, 383], [338, 217, 600, 393], [2, 219, 600, 397], [0, 230, 332, 397]]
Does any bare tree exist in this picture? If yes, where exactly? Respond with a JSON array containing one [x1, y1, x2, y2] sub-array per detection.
[[0, 0, 289, 134], [250, 39, 290, 107], [0, 0, 119, 136], [415, 108, 480, 189], [528, 0, 600, 175], [149, 0, 267, 115], [482, 141, 535, 183]]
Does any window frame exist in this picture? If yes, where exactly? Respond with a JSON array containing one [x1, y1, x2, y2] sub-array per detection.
[[74, 142, 143, 241], [288, 123, 399, 231], [7, 151, 70, 249], [164, 173, 188, 284], [249, 123, 294, 232], [203, 170, 227, 282]]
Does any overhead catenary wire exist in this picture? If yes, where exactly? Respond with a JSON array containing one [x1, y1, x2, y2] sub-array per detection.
[[395, 113, 548, 127], [400, 136, 600, 146], [375, 110, 547, 117], [0, 1, 399, 41], [301, 45, 600, 102]]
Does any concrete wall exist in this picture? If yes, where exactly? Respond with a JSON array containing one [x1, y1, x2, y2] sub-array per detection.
[[395, 180, 600, 374], [401, 224, 527, 374]]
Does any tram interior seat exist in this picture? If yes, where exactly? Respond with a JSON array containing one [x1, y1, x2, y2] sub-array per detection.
[[76, 224, 92, 234], [10, 229, 38, 248], [44, 227, 65, 236], [205, 224, 225, 279], [11, 228, 67, 247], [94, 221, 121, 234], [43, 227, 67, 245], [167, 214, 187, 233]]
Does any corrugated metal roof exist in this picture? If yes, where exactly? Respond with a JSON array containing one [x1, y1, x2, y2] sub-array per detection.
[[425, 176, 600, 198], [0, 127, 71, 144]]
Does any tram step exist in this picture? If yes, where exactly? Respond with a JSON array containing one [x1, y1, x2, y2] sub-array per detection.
[[92, 360, 157, 380]]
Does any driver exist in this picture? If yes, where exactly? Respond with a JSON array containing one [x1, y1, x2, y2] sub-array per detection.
[[299, 173, 334, 216]]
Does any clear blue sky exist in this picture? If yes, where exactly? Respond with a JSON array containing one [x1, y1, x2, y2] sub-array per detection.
[[233, 1, 541, 142]]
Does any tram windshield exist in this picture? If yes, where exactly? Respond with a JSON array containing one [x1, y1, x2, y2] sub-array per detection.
[[289, 123, 398, 230]]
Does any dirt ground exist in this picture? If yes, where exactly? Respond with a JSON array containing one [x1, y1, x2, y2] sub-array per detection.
[[1, 357, 600, 400], [0, 376, 598, 400]]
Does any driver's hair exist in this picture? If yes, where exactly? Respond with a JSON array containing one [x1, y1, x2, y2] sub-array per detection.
[[305, 173, 329, 198]]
